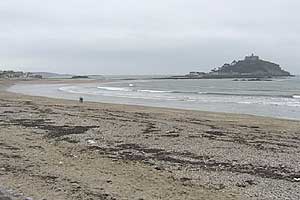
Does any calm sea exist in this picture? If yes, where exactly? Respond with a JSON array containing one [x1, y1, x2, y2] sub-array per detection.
[[9, 76, 300, 120]]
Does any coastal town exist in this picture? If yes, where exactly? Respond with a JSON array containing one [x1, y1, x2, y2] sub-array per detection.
[[0, 70, 42, 79]]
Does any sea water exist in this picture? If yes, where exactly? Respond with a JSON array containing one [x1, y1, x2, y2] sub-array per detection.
[[8, 76, 300, 120]]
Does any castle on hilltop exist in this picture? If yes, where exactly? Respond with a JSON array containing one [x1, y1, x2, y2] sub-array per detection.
[[244, 53, 259, 61], [181, 54, 292, 79], [209, 54, 291, 77]]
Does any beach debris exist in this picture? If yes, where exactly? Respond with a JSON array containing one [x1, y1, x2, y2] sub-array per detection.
[[106, 179, 112, 184], [215, 184, 226, 190], [236, 182, 247, 188], [23, 100, 33, 105], [180, 177, 192, 182], [166, 129, 178, 134], [293, 177, 300, 182], [87, 139, 97, 145], [59, 161, 63, 165], [154, 165, 164, 170], [71, 182, 81, 189], [236, 179, 256, 188], [245, 179, 256, 185]]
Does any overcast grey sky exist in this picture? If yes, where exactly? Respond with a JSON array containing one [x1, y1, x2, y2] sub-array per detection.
[[1, 0, 300, 75]]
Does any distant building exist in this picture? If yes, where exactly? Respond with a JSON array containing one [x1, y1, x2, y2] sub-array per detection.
[[187, 71, 206, 77], [25, 72, 43, 79], [0, 70, 43, 79], [245, 53, 259, 61], [0, 70, 25, 79]]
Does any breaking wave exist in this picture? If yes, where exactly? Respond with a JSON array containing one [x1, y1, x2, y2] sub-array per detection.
[[97, 86, 131, 92], [9, 76, 300, 120], [293, 95, 300, 99], [95, 86, 300, 100], [57, 85, 300, 108]]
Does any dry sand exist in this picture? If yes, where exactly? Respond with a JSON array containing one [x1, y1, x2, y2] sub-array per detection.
[[0, 80, 300, 200]]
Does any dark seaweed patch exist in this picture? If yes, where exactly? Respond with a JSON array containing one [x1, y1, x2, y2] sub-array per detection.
[[10, 118, 98, 139], [86, 142, 300, 182]]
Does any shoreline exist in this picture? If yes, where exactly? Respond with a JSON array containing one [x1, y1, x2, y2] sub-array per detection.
[[5, 79, 300, 122], [1, 79, 300, 199]]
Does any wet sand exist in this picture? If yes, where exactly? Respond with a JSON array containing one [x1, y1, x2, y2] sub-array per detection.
[[0, 80, 300, 200]]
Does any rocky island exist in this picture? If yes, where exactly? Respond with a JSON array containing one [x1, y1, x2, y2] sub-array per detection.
[[171, 54, 292, 79]]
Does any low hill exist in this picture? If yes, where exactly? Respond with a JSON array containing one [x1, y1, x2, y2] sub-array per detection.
[[213, 54, 291, 77]]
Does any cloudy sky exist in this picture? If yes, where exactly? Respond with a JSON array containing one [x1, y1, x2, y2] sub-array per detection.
[[1, 0, 300, 75]]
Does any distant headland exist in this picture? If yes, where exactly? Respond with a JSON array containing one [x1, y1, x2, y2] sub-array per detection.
[[169, 54, 293, 79], [0, 70, 42, 79]]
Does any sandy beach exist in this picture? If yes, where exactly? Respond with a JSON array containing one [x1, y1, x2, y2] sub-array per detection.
[[0, 79, 300, 200]]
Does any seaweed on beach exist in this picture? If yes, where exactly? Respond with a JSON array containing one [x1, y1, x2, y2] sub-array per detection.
[[9, 118, 98, 139], [85, 142, 300, 182]]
